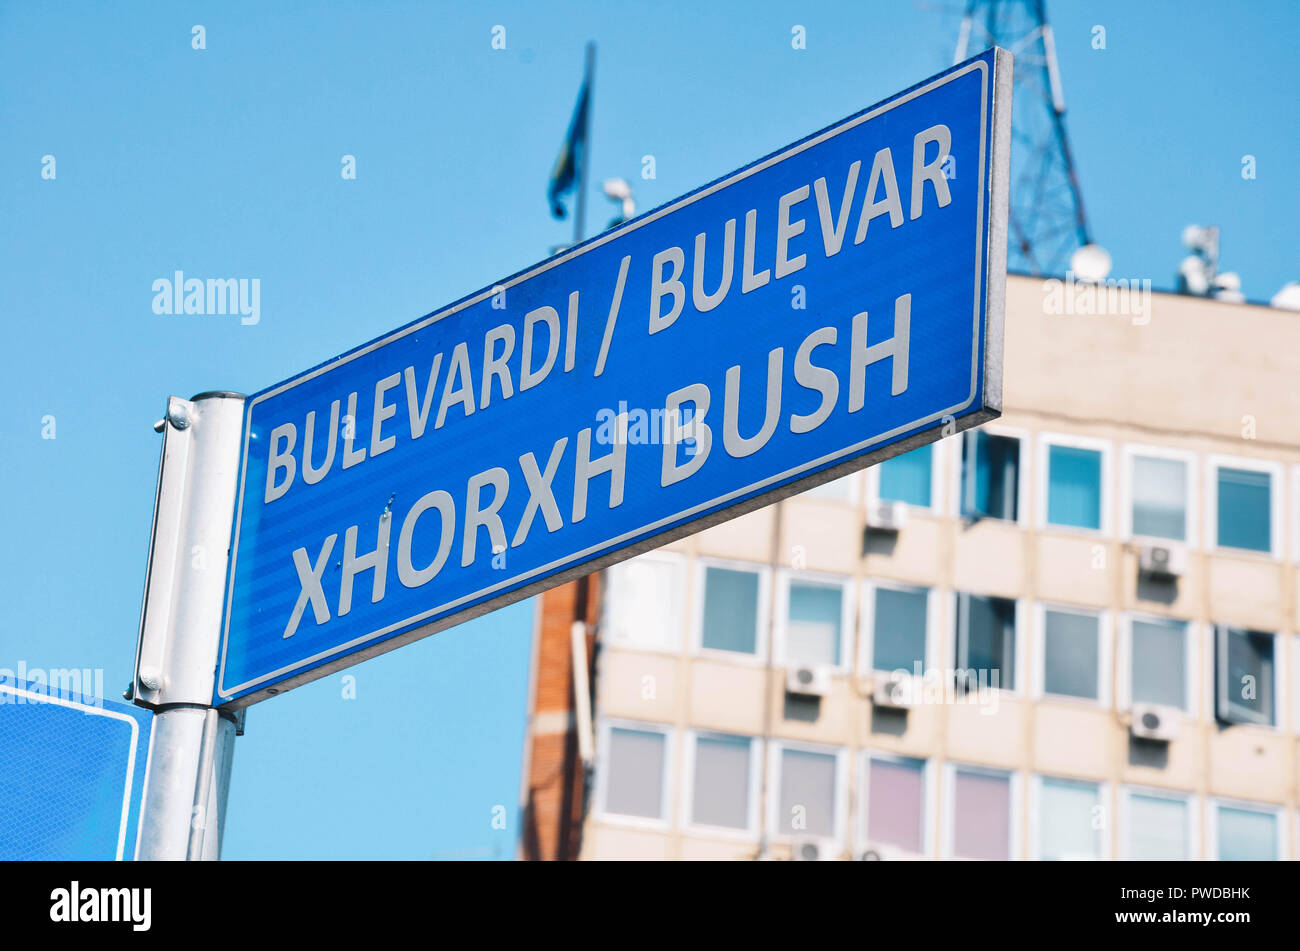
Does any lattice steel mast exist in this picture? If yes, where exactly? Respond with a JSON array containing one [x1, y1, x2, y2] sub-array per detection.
[[955, 0, 1093, 276]]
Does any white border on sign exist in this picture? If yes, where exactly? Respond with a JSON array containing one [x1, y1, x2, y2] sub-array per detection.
[[218, 55, 1001, 701]]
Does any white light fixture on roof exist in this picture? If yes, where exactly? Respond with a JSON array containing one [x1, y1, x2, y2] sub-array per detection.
[[601, 177, 635, 222], [602, 177, 631, 200], [1070, 243, 1112, 283]]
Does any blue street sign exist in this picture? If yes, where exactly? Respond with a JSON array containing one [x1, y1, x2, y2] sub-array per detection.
[[0, 677, 153, 859], [216, 50, 1010, 706]]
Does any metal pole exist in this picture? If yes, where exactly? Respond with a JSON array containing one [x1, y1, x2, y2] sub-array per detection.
[[573, 41, 595, 246], [133, 391, 245, 860], [569, 621, 594, 768], [755, 498, 784, 859]]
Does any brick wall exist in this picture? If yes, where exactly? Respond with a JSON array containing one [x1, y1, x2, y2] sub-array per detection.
[[521, 575, 599, 860]]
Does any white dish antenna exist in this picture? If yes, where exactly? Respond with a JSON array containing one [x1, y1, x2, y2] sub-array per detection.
[[1070, 243, 1112, 283]]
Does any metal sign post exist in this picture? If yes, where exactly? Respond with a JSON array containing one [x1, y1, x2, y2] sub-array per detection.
[[132, 392, 245, 860]]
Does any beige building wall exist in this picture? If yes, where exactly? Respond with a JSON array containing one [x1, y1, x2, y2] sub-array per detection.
[[581, 275, 1300, 860]]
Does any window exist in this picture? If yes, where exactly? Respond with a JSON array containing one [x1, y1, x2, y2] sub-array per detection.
[[949, 766, 1013, 859], [1215, 626, 1276, 726], [1130, 453, 1188, 541], [956, 593, 1017, 691], [1044, 443, 1104, 530], [878, 444, 933, 508], [774, 746, 840, 839], [863, 756, 926, 854], [805, 473, 857, 502], [699, 564, 763, 656], [781, 575, 849, 667], [1214, 802, 1280, 861], [1040, 607, 1104, 701], [688, 732, 755, 832], [1213, 462, 1274, 553], [1123, 789, 1191, 860], [961, 430, 1020, 521], [605, 555, 683, 650], [1037, 777, 1103, 860], [867, 583, 928, 675], [601, 725, 669, 821], [1128, 616, 1190, 711]]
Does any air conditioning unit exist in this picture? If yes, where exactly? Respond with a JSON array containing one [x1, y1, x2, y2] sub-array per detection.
[[1129, 703, 1180, 742], [867, 500, 908, 532], [857, 842, 905, 861], [792, 837, 837, 861], [872, 673, 914, 709], [1138, 543, 1186, 579], [786, 664, 832, 697]]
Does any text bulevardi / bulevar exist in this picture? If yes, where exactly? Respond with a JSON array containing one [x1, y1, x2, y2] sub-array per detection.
[[263, 124, 957, 639]]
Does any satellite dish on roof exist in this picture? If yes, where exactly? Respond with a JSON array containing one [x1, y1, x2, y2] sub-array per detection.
[[1182, 225, 1218, 253], [1179, 255, 1211, 295], [1271, 282, 1300, 311], [1070, 243, 1111, 283]]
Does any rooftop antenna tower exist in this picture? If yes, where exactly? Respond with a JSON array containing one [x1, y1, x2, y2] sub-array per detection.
[[955, 0, 1105, 278]]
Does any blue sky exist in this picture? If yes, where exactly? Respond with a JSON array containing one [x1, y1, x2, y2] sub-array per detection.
[[1, 1, 1295, 859]]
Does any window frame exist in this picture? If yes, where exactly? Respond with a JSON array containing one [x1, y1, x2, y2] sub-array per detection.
[[1214, 624, 1282, 729], [764, 739, 849, 846], [681, 729, 762, 839], [594, 718, 676, 830], [950, 591, 1026, 696], [1293, 634, 1300, 735], [1206, 454, 1283, 559], [1036, 432, 1113, 536], [1118, 785, 1198, 861], [866, 438, 945, 514], [951, 424, 1031, 526], [1208, 797, 1287, 861], [774, 568, 856, 672], [941, 763, 1022, 860], [1119, 443, 1198, 547], [1033, 602, 1112, 707], [857, 752, 934, 858], [602, 551, 688, 654], [1116, 612, 1199, 717], [690, 557, 771, 665], [859, 578, 937, 678], [1029, 774, 1111, 861], [1292, 465, 1300, 563]]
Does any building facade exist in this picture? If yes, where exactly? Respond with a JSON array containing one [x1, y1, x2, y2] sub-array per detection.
[[534, 274, 1300, 860]]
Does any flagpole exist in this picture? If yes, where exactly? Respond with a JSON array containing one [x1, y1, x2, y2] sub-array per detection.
[[574, 41, 595, 246]]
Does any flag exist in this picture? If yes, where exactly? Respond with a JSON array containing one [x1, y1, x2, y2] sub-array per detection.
[[547, 60, 591, 220]]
